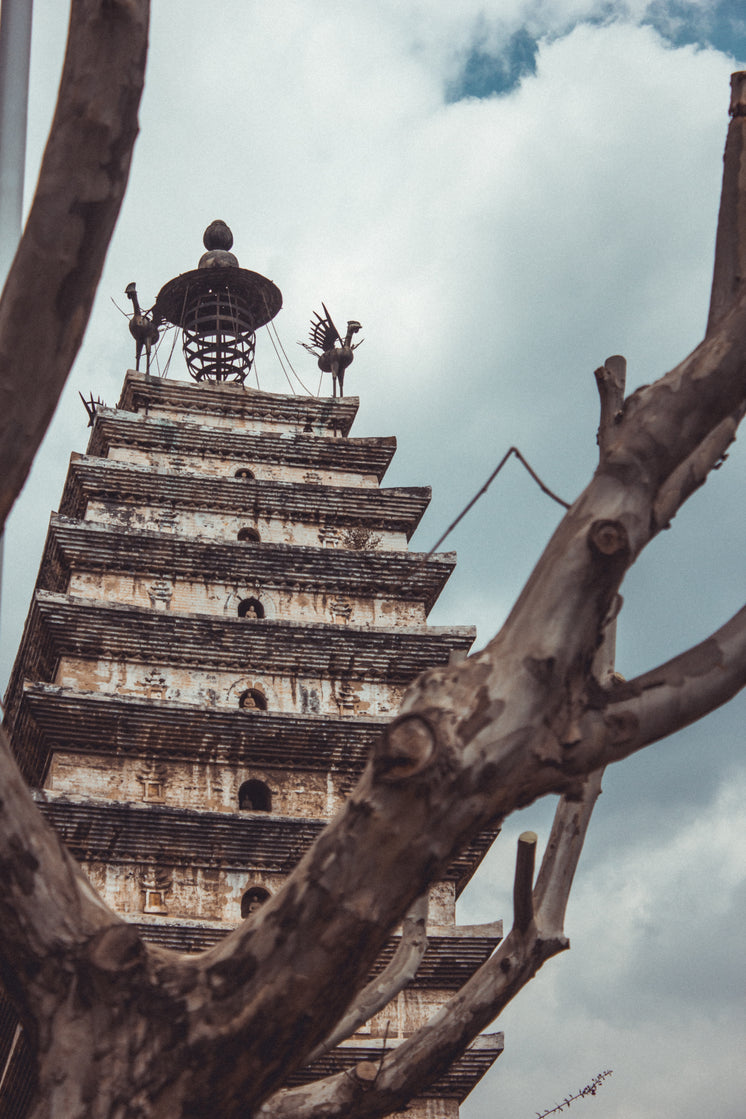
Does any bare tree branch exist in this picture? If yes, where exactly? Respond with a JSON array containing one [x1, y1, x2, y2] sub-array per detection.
[[708, 72, 746, 334], [575, 603, 746, 767], [0, 0, 149, 530], [533, 769, 604, 933], [513, 831, 537, 934], [652, 403, 745, 531], [594, 355, 626, 460], [0, 726, 118, 1034], [160, 322, 746, 1113], [305, 892, 429, 1063], [258, 342, 627, 1119], [257, 781, 605, 1119]]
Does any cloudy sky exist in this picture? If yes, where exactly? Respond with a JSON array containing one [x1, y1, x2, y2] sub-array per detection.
[[1, 1, 745, 1116]]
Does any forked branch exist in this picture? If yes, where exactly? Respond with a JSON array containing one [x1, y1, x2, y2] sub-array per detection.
[[575, 603, 746, 767], [652, 404, 745, 531], [258, 779, 604, 1119], [305, 893, 429, 1063]]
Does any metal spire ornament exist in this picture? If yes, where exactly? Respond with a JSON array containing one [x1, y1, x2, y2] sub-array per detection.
[[152, 220, 282, 384]]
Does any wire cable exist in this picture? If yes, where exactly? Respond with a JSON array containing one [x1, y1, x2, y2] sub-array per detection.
[[410, 447, 571, 575]]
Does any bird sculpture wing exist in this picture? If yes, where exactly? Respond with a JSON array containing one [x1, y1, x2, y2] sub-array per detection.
[[308, 303, 341, 353]]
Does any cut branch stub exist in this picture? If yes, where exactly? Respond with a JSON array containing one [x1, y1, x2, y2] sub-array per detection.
[[355, 1061, 380, 1088], [513, 831, 537, 934], [588, 519, 630, 558], [594, 355, 626, 459], [374, 715, 436, 782]]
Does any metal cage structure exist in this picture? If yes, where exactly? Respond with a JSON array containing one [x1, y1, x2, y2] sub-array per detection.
[[153, 222, 282, 385]]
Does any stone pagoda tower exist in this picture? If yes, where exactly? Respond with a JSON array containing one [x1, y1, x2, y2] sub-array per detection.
[[0, 225, 503, 1117]]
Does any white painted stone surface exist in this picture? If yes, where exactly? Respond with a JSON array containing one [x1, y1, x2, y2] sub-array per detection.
[[54, 656, 405, 717], [67, 570, 427, 626], [108, 445, 381, 488], [84, 499, 409, 551]]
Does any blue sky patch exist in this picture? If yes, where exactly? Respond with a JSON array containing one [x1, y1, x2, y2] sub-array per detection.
[[645, 0, 746, 59], [446, 28, 539, 102], [446, 1, 746, 104]]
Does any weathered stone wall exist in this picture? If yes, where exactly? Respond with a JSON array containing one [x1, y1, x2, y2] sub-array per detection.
[[108, 445, 380, 488], [82, 859, 283, 924], [84, 499, 409, 551], [53, 656, 405, 716], [358, 987, 458, 1040], [47, 752, 355, 818], [405, 1102, 458, 1119], [80, 859, 455, 927], [132, 404, 314, 434], [67, 570, 427, 626]]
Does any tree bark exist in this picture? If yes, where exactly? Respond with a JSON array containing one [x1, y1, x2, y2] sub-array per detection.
[[0, 0, 149, 531], [708, 71, 746, 333]]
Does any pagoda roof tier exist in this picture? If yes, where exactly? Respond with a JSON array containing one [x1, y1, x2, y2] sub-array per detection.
[[41, 517, 456, 612], [35, 793, 499, 895], [0, 1010, 33, 1116], [90, 411, 400, 481], [17, 685, 386, 772], [118, 370, 360, 436], [88, 409, 396, 481], [11, 592, 475, 696], [60, 456, 431, 539], [134, 918, 502, 988], [0, 1000, 501, 1109], [294, 1034, 504, 1102]]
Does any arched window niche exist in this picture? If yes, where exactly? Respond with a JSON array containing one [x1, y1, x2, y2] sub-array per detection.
[[238, 779, 271, 812], [241, 885, 270, 919], [237, 596, 264, 619], [237, 526, 261, 543], [238, 688, 267, 712], [235, 467, 255, 480]]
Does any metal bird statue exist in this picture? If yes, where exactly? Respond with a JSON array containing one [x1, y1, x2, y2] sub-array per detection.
[[301, 303, 362, 397], [125, 282, 159, 373]]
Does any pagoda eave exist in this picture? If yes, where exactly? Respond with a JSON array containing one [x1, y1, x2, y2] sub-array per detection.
[[18, 685, 386, 772], [294, 1034, 504, 1102], [118, 370, 360, 436], [134, 916, 503, 988], [36, 793, 499, 892], [60, 456, 431, 538], [89, 410, 397, 480], [40, 517, 456, 611], [10, 593, 475, 698]]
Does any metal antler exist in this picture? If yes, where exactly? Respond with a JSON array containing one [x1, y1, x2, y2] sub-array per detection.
[[301, 303, 363, 397], [79, 391, 106, 428], [125, 282, 159, 373]]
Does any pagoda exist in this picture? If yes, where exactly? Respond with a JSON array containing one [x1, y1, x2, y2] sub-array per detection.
[[0, 224, 503, 1117]]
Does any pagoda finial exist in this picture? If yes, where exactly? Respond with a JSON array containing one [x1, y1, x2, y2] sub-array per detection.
[[203, 219, 233, 250], [199, 220, 238, 270], [152, 222, 282, 384]]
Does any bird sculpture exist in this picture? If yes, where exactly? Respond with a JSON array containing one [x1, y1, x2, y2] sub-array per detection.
[[125, 282, 160, 373], [302, 304, 362, 397]]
